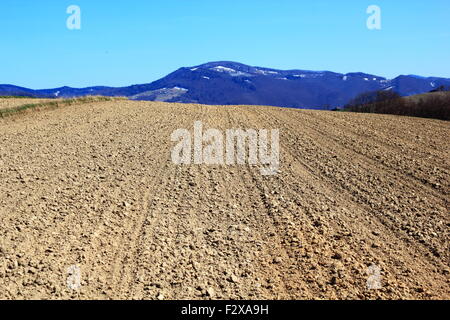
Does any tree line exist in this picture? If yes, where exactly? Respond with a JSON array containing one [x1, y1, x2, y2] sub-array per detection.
[[344, 86, 450, 121]]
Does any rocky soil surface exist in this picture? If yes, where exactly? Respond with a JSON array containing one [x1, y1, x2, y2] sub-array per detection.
[[0, 99, 448, 299]]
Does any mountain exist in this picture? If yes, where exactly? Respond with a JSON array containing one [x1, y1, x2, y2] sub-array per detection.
[[2, 61, 450, 109], [0, 85, 38, 97]]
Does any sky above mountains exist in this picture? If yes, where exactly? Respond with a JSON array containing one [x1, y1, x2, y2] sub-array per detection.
[[1, 0, 450, 88]]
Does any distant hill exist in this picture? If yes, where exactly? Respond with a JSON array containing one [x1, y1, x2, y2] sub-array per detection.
[[404, 90, 450, 103], [345, 89, 450, 120], [2, 61, 450, 109]]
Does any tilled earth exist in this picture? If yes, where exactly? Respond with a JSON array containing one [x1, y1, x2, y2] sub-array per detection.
[[0, 100, 448, 300]]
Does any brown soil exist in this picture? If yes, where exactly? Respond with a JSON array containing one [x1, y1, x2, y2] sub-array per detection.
[[0, 100, 448, 300]]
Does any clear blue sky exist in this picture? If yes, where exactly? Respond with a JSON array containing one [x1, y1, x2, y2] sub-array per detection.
[[1, 0, 449, 89]]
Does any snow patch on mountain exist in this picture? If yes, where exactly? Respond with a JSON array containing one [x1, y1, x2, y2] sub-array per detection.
[[293, 73, 325, 79], [255, 69, 279, 76], [212, 66, 236, 73], [130, 87, 188, 101], [210, 66, 251, 77]]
